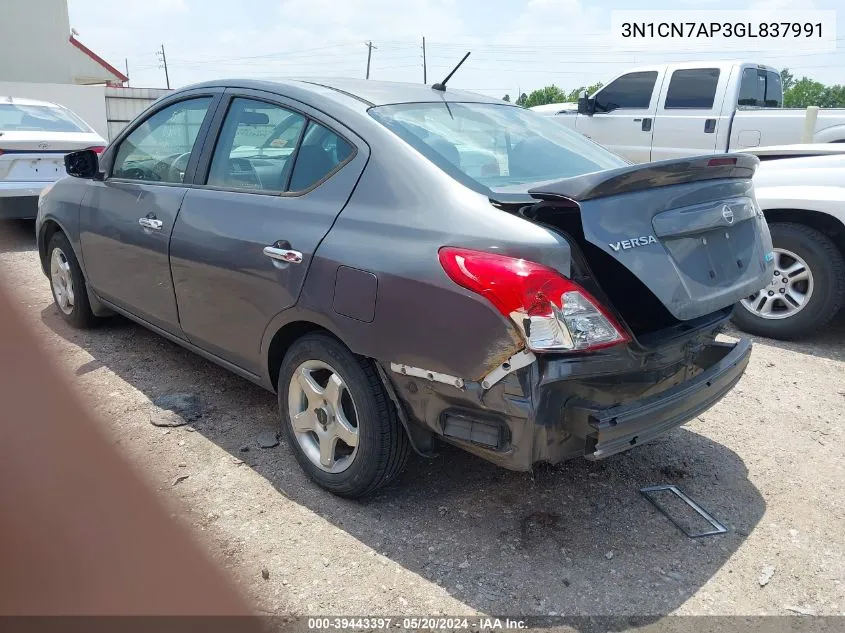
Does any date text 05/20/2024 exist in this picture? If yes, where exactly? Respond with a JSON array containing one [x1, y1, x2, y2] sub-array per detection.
[[307, 617, 528, 630]]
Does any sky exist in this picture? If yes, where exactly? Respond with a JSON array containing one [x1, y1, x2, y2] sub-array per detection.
[[67, 0, 844, 98]]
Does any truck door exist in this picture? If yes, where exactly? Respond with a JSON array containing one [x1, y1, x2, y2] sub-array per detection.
[[650, 67, 729, 161], [574, 70, 660, 163]]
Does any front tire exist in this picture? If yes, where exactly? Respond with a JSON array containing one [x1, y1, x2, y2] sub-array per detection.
[[277, 333, 409, 497], [733, 222, 845, 340], [47, 232, 96, 329]]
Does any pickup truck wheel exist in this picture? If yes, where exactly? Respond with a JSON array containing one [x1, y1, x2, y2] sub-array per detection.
[[47, 233, 96, 329], [733, 222, 845, 340], [277, 333, 409, 497]]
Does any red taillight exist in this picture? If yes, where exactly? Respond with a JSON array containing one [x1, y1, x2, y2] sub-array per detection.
[[438, 247, 629, 352], [86, 145, 106, 154]]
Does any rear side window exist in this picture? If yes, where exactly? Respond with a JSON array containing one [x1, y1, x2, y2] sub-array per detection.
[[594, 71, 658, 111], [288, 121, 353, 192], [738, 68, 783, 108], [664, 68, 720, 109], [207, 98, 307, 192]]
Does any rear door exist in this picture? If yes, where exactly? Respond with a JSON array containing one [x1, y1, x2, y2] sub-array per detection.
[[650, 67, 728, 161], [574, 70, 661, 163], [79, 91, 221, 336], [170, 89, 368, 374]]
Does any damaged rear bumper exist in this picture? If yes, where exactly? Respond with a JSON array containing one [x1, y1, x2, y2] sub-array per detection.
[[566, 339, 751, 460], [387, 323, 752, 471]]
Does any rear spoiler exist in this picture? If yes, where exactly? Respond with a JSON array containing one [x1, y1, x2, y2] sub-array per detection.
[[528, 153, 759, 202]]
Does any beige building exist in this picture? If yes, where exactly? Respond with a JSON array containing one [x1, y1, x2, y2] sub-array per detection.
[[0, 0, 127, 86]]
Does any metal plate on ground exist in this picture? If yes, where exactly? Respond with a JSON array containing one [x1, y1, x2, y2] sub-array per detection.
[[640, 484, 728, 538]]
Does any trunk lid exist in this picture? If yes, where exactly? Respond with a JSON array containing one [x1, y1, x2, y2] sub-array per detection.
[[0, 131, 104, 182], [526, 154, 774, 322]]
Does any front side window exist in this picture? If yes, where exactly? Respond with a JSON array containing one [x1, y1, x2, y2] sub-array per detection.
[[112, 97, 212, 183], [738, 68, 783, 108], [664, 68, 720, 109], [0, 103, 91, 133], [594, 71, 658, 112], [370, 102, 626, 190], [207, 98, 307, 191]]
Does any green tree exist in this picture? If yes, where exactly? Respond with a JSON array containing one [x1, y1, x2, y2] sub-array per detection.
[[523, 85, 568, 108], [515, 93, 528, 106], [782, 74, 845, 108], [780, 68, 795, 93], [565, 82, 604, 102], [785, 77, 829, 108], [823, 84, 845, 107], [502, 94, 511, 102]]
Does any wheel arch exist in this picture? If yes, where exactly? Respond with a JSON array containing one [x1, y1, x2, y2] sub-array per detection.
[[38, 218, 70, 276], [264, 317, 435, 458], [763, 208, 845, 259], [266, 320, 337, 392], [813, 126, 845, 144]]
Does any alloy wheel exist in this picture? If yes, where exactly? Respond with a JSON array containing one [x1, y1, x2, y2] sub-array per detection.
[[287, 359, 360, 473], [50, 247, 75, 316], [740, 248, 814, 320]]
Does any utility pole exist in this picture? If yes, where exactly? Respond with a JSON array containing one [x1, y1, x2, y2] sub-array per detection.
[[124, 58, 129, 87], [364, 41, 377, 79], [156, 44, 171, 89], [422, 36, 427, 84]]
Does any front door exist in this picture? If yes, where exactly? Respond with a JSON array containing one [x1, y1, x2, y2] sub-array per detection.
[[79, 94, 219, 335], [169, 92, 368, 374], [574, 70, 661, 163]]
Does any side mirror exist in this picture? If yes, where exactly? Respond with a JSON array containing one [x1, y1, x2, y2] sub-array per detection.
[[577, 91, 595, 115], [64, 149, 100, 179]]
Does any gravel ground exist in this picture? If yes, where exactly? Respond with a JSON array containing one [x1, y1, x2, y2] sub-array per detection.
[[2, 218, 844, 618]]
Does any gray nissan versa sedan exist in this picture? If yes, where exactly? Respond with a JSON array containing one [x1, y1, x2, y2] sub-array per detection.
[[36, 78, 773, 497]]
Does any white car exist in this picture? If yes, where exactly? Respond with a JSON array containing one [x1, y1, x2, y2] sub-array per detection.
[[0, 97, 106, 219], [731, 146, 845, 339]]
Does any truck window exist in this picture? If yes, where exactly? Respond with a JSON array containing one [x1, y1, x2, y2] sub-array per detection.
[[664, 68, 720, 109], [594, 71, 658, 112], [738, 68, 783, 108]]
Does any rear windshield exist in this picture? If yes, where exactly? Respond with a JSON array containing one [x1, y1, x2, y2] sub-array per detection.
[[0, 103, 92, 133], [369, 102, 626, 190]]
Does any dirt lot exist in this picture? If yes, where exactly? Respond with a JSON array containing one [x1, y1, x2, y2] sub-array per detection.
[[2, 218, 844, 618]]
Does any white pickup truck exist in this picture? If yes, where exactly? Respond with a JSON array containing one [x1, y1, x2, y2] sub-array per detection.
[[543, 61, 845, 163]]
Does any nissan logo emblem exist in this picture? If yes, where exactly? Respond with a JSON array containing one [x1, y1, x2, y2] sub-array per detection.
[[722, 205, 734, 224]]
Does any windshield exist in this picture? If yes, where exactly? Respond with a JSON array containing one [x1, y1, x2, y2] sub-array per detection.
[[370, 102, 626, 190], [0, 103, 92, 133]]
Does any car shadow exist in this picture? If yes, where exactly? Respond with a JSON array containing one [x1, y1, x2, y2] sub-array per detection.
[[0, 219, 36, 253], [40, 304, 766, 620], [724, 320, 845, 363]]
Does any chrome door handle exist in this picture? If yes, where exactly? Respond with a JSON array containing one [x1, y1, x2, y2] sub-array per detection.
[[138, 217, 163, 230], [263, 246, 303, 264]]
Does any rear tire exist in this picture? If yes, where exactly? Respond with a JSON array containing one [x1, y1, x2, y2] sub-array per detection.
[[732, 222, 845, 340], [47, 232, 96, 329], [277, 333, 409, 497]]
